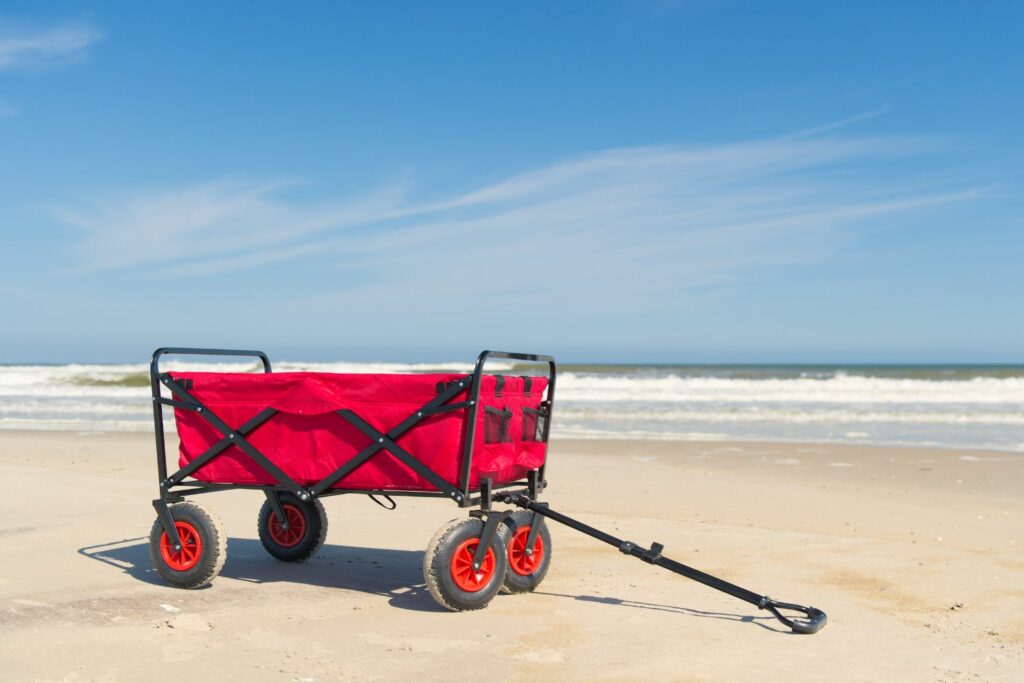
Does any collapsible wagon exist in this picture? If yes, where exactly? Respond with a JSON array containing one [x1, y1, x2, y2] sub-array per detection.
[[148, 347, 826, 632]]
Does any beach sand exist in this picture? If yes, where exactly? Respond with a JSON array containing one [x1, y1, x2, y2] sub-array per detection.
[[0, 430, 1021, 682]]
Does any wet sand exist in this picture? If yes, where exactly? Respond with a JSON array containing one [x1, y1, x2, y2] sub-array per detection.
[[0, 431, 1021, 681]]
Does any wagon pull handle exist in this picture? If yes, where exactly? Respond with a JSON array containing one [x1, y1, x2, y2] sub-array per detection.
[[502, 493, 828, 635], [758, 598, 828, 635]]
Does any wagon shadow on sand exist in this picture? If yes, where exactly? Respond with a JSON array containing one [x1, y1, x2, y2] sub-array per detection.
[[78, 537, 787, 630], [78, 537, 442, 612]]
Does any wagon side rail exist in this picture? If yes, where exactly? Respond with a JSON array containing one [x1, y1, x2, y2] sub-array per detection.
[[150, 347, 273, 488], [459, 350, 556, 502], [149, 347, 275, 553]]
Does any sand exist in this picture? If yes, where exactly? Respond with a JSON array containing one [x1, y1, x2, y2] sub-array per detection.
[[0, 430, 1021, 682]]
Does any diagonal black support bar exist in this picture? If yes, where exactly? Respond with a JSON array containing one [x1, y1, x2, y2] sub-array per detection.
[[421, 400, 473, 416], [384, 377, 473, 437], [161, 377, 310, 500], [157, 397, 201, 411], [309, 440, 384, 496], [338, 409, 463, 501], [163, 408, 278, 487], [309, 377, 473, 495]]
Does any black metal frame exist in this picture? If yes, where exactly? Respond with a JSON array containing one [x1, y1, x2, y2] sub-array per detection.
[[149, 347, 555, 550], [148, 346, 825, 635]]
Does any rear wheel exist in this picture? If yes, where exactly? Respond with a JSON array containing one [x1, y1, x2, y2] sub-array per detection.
[[257, 492, 328, 562], [149, 501, 227, 589], [423, 518, 507, 611], [499, 510, 552, 594]]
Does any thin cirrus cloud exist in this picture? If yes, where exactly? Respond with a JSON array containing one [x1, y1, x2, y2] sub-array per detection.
[[0, 18, 103, 70], [58, 131, 979, 316]]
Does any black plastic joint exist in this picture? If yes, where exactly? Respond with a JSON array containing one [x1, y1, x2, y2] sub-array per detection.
[[643, 542, 664, 564], [618, 542, 635, 555]]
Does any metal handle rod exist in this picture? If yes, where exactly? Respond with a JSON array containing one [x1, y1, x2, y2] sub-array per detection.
[[151, 347, 272, 378], [507, 494, 762, 604], [503, 493, 827, 634]]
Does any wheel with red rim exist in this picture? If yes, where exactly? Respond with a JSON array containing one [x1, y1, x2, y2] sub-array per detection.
[[498, 510, 552, 594], [449, 537, 497, 592], [148, 501, 226, 589], [160, 521, 203, 571], [423, 518, 508, 611], [269, 504, 306, 547], [257, 492, 328, 562]]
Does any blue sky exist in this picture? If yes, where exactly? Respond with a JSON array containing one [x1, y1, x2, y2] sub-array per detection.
[[0, 1, 1021, 363]]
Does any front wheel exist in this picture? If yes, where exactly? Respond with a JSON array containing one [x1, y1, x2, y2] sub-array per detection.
[[149, 501, 227, 589], [499, 510, 552, 594], [423, 518, 508, 611]]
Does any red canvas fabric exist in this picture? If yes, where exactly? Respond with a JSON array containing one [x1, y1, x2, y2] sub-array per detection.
[[169, 372, 549, 491]]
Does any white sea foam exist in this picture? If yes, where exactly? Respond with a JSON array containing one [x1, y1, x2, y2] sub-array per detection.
[[1, 362, 1021, 451], [556, 372, 1024, 405]]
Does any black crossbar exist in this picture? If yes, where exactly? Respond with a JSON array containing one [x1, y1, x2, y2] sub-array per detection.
[[164, 408, 278, 487], [160, 377, 309, 499], [337, 409, 462, 500], [309, 377, 472, 494]]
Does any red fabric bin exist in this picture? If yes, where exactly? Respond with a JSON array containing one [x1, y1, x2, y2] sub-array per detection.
[[169, 372, 549, 491]]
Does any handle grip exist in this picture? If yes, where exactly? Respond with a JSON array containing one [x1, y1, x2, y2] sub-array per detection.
[[762, 599, 828, 634], [150, 347, 272, 379]]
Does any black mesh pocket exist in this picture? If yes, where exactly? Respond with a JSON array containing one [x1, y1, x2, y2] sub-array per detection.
[[522, 405, 548, 442], [484, 406, 512, 444]]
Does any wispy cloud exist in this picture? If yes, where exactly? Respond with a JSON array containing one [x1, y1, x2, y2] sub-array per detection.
[[0, 19, 103, 70], [786, 105, 892, 139], [57, 178, 412, 272], [56, 130, 979, 325]]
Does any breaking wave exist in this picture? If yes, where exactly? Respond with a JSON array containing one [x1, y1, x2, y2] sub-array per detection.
[[1, 361, 1021, 451]]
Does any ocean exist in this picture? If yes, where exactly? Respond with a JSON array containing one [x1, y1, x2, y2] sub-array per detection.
[[1, 361, 1022, 452]]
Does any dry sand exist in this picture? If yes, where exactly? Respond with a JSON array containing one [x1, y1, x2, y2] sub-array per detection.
[[0, 430, 1021, 682]]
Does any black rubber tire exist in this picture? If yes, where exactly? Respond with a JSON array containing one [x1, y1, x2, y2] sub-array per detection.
[[423, 518, 508, 611], [257, 492, 328, 562], [498, 510, 553, 594], [149, 501, 227, 589]]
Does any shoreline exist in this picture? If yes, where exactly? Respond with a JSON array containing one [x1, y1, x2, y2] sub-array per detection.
[[2, 425, 1023, 455], [0, 431, 1021, 680], [5, 360, 1023, 453]]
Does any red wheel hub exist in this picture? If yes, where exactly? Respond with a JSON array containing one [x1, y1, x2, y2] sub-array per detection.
[[508, 526, 545, 576], [159, 521, 203, 572], [268, 504, 307, 548], [449, 538, 496, 592]]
